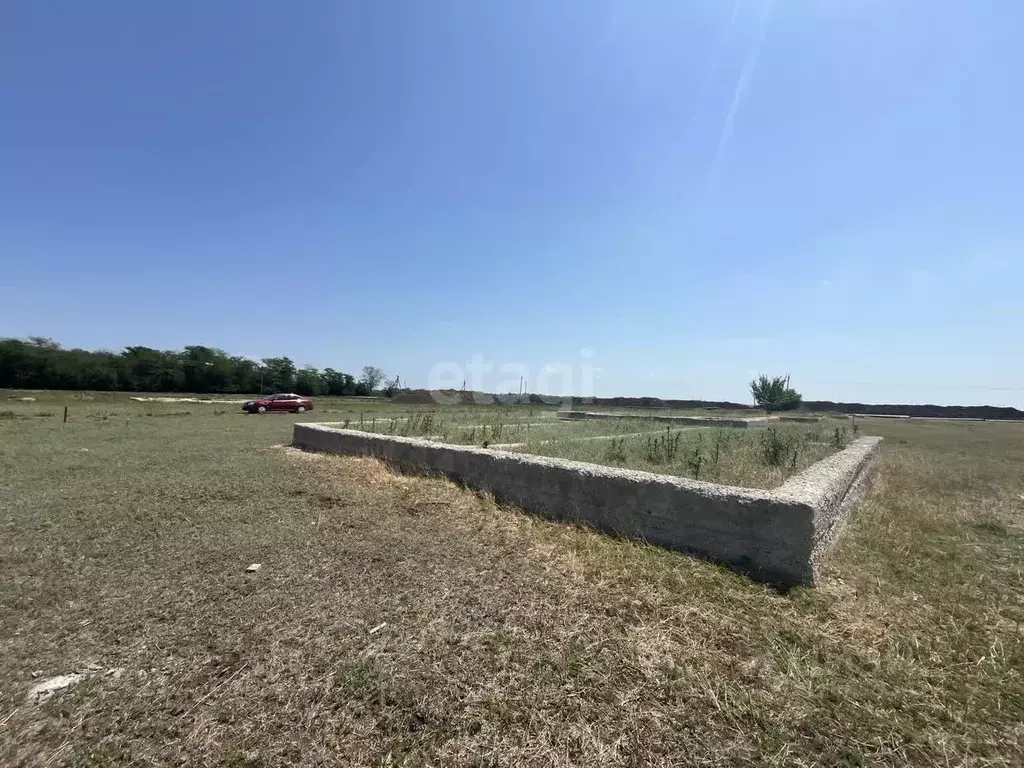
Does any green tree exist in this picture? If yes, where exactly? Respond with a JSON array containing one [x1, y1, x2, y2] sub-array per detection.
[[294, 366, 327, 396], [0, 339, 39, 388], [750, 374, 802, 412], [260, 357, 296, 393], [27, 336, 61, 350], [0, 337, 369, 397], [182, 346, 234, 393], [322, 368, 356, 396], [229, 356, 262, 394], [355, 365, 385, 395], [79, 351, 123, 390], [123, 346, 184, 392]]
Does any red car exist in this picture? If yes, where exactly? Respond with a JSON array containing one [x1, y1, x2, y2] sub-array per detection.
[[242, 393, 313, 414]]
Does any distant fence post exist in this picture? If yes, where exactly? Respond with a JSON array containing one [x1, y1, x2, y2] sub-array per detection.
[[63, 405, 68, 423]]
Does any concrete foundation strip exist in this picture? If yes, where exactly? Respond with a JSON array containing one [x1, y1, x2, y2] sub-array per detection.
[[489, 426, 702, 450], [323, 421, 555, 432], [557, 411, 787, 428], [292, 423, 882, 587]]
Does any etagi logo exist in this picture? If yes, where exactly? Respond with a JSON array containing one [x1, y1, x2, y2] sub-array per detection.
[[426, 349, 598, 405]]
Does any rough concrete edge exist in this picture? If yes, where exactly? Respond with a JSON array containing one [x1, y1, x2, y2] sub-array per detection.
[[772, 436, 884, 579], [292, 422, 776, 501], [292, 423, 820, 586], [773, 436, 883, 506], [556, 411, 775, 428], [291, 423, 880, 587], [809, 447, 880, 575]]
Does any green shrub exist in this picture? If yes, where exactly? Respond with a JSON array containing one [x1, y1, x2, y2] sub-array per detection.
[[750, 374, 802, 412], [760, 427, 798, 467], [644, 427, 681, 464], [604, 437, 627, 464], [686, 445, 704, 479]]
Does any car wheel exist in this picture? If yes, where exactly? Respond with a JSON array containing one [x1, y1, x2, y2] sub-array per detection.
[[296, 406, 306, 414], [257, 405, 267, 414]]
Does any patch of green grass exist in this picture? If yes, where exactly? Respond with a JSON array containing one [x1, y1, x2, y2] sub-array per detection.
[[515, 423, 837, 488], [342, 409, 661, 446]]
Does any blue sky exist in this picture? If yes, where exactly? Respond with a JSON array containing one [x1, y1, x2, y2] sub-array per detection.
[[2, 1, 1022, 406]]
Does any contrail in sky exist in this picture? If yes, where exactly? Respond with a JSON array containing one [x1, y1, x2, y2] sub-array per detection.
[[707, 0, 776, 184], [693, 0, 744, 118], [681, 0, 742, 159]]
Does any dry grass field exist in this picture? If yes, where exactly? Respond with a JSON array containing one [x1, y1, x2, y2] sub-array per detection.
[[1, 393, 1022, 766]]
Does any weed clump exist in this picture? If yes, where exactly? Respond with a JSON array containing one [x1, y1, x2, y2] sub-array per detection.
[[644, 427, 681, 464], [686, 445, 703, 479], [760, 427, 799, 468], [604, 437, 627, 464]]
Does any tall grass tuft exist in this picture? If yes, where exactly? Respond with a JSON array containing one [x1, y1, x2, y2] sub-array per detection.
[[760, 427, 798, 468], [604, 437, 627, 464], [686, 445, 703, 479], [644, 426, 682, 464]]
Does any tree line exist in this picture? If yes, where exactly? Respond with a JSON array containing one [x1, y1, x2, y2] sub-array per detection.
[[0, 337, 389, 397]]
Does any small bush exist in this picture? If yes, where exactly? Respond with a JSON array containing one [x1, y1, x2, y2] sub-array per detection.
[[644, 427, 682, 464], [686, 445, 704, 479], [487, 418, 505, 441], [760, 427, 798, 468], [604, 437, 627, 464], [0, 410, 16, 420], [803, 424, 824, 443]]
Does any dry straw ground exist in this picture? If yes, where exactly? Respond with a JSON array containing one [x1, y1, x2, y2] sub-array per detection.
[[1, 395, 1022, 766]]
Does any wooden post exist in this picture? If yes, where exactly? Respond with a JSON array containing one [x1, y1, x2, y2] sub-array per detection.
[[63, 405, 68, 423]]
